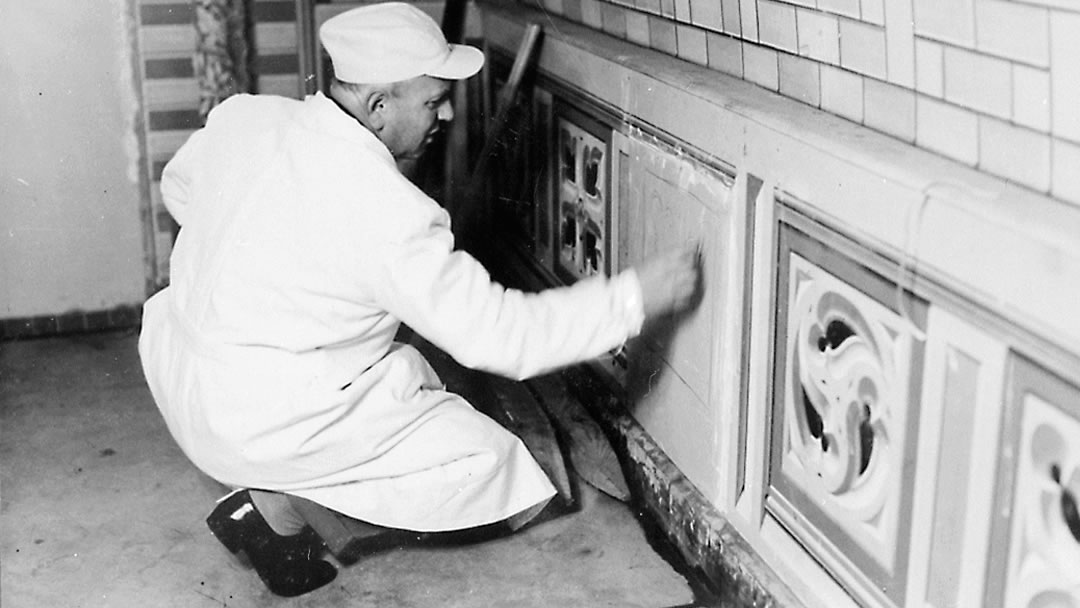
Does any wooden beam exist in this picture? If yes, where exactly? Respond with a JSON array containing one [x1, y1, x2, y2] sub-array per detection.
[[453, 22, 543, 246]]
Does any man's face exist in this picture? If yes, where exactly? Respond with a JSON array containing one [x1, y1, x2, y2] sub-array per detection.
[[380, 76, 454, 160]]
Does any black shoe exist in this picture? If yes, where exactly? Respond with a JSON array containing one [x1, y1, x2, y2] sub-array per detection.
[[206, 490, 337, 597]]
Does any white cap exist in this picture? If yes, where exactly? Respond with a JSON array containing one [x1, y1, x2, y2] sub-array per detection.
[[319, 2, 485, 84]]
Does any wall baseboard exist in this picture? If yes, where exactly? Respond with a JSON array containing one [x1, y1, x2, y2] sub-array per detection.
[[550, 366, 804, 608], [0, 305, 142, 341]]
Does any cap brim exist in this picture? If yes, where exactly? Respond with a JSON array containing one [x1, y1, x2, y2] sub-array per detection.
[[425, 44, 485, 80]]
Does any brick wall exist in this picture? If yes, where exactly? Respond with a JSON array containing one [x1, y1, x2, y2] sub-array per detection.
[[522, 0, 1080, 207]]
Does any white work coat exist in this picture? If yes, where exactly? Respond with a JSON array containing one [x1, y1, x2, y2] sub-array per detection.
[[138, 93, 644, 532]]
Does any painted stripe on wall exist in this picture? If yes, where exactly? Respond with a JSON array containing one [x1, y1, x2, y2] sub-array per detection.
[[140, 3, 194, 25], [152, 161, 169, 182], [256, 54, 299, 74], [149, 109, 202, 131], [145, 57, 195, 79], [252, 1, 295, 22]]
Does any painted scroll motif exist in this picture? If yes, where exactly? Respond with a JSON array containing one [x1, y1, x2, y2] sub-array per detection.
[[769, 232, 925, 608], [1003, 388, 1080, 608], [556, 118, 608, 281]]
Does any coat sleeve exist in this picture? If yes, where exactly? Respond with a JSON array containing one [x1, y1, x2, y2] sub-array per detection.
[[370, 219, 644, 381], [159, 128, 208, 227]]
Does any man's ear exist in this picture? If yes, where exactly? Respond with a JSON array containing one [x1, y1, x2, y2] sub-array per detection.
[[364, 89, 390, 131]]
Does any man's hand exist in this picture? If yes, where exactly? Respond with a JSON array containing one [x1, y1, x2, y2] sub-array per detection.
[[635, 245, 702, 319]]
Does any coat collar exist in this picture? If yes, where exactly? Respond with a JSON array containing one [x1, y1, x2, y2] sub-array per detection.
[[304, 91, 397, 167]]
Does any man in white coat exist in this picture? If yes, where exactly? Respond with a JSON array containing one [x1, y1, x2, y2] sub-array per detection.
[[139, 1, 700, 597]]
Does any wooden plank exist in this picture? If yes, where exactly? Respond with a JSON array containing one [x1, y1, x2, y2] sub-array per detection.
[[454, 22, 544, 245], [528, 373, 631, 502]]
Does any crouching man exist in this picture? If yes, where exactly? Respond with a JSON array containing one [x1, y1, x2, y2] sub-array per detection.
[[139, 2, 699, 597]]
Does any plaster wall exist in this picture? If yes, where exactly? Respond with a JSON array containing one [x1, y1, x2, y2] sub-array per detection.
[[0, 0, 148, 318]]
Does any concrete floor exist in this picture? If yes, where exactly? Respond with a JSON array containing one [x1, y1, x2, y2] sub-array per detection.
[[0, 329, 699, 607]]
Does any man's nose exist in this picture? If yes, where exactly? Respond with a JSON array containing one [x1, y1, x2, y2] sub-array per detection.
[[438, 100, 454, 122]]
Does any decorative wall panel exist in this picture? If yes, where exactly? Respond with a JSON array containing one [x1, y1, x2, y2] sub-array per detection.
[[480, 6, 1080, 606], [768, 217, 927, 608], [613, 132, 742, 503], [906, 307, 1007, 608], [555, 105, 612, 282], [615, 133, 738, 403], [988, 357, 1080, 608]]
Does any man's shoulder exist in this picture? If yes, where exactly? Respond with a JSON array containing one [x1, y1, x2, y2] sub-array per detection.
[[203, 94, 306, 131]]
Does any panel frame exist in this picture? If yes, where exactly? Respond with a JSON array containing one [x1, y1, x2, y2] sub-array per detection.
[[551, 100, 615, 284], [984, 354, 1080, 608], [904, 306, 1008, 608], [765, 203, 928, 608]]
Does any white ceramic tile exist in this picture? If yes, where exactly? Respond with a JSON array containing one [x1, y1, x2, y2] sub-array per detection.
[[1013, 65, 1051, 133], [649, 15, 679, 54], [1051, 12, 1080, 143], [912, 0, 975, 46], [740, 0, 758, 41], [1015, 0, 1080, 7], [626, 10, 651, 45], [975, 0, 1050, 67], [1052, 138, 1080, 204], [707, 32, 744, 76], [796, 8, 840, 65], [721, 0, 741, 34], [582, 0, 604, 28], [678, 24, 710, 65], [839, 18, 887, 79], [865, 78, 916, 141], [820, 64, 864, 123], [675, 0, 692, 22], [915, 37, 944, 97], [884, 0, 915, 87], [861, 0, 885, 26], [779, 53, 821, 107], [818, 0, 860, 19], [944, 46, 1012, 119], [979, 116, 1052, 192], [757, 0, 798, 53], [744, 43, 780, 90], [690, 0, 723, 30], [916, 95, 979, 164]]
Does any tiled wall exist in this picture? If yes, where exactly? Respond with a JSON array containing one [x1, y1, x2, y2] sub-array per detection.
[[481, 5, 1080, 604], [521, 0, 1080, 207], [135, 0, 303, 287]]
